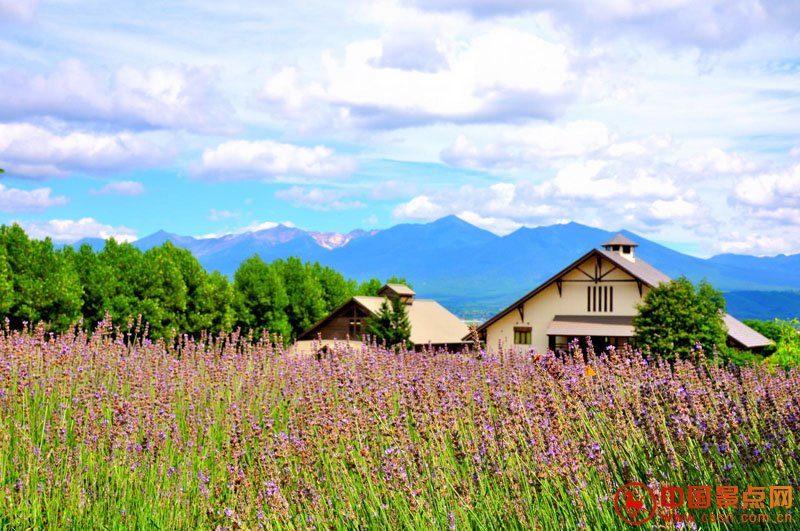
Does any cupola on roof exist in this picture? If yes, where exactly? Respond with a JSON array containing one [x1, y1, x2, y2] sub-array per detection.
[[601, 234, 638, 248]]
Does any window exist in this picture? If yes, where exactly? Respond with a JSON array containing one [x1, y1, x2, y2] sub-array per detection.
[[587, 285, 614, 312], [514, 326, 532, 345], [622, 245, 631, 254], [349, 319, 362, 338]]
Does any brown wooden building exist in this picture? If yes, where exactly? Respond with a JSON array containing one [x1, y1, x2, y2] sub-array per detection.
[[296, 284, 470, 350]]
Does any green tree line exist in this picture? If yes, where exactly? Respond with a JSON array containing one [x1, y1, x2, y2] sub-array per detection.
[[0, 224, 408, 342]]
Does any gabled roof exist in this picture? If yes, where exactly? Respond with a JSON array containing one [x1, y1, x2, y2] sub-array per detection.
[[474, 247, 664, 333], [723, 314, 771, 349], [598, 249, 670, 286], [380, 283, 416, 296], [472, 246, 772, 350], [602, 234, 639, 247], [298, 295, 469, 345]]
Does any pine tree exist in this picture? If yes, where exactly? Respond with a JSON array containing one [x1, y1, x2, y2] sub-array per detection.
[[366, 296, 411, 347]]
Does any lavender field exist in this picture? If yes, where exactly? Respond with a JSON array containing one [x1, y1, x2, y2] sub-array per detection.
[[1, 321, 798, 529]]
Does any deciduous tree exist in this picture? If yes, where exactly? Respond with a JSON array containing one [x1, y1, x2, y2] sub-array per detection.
[[633, 276, 727, 359]]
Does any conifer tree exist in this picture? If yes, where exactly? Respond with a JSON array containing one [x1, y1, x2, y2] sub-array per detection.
[[366, 296, 411, 347]]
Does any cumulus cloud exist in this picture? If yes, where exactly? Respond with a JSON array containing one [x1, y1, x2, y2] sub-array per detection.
[[0, 60, 235, 133], [717, 232, 798, 256], [410, 0, 797, 49], [275, 186, 367, 211], [680, 147, 760, 175], [729, 165, 800, 238], [0, 184, 67, 213], [0, 123, 166, 178], [191, 140, 356, 181], [393, 160, 702, 233], [0, 0, 37, 21], [260, 28, 575, 129], [16, 218, 137, 243], [89, 180, 145, 196], [642, 197, 702, 225], [370, 31, 449, 72], [732, 164, 800, 207], [441, 120, 610, 170]]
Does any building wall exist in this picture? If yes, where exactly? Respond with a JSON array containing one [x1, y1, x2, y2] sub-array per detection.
[[485, 255, 651, 353], [299, 301, 371, 341]]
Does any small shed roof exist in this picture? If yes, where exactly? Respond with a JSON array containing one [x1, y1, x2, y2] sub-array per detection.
[[602, 234, 639, 247], [380, 283, 416, 296], [723, 314, 772, 349]]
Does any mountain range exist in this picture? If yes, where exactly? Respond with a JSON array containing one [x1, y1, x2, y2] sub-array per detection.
[[73, 216, 800, 321]]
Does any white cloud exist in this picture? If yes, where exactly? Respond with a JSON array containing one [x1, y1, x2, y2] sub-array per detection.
[[541, 160, 679, 201], [260, 28, 575, 129], [441, 120, 610, 170], [605, 135, 675, 160], [680, 147, 760, 175], [732, 165, 800, 207], [717, 232, 797, 256], [275, 186, 367, 211], [410, 0, 794, 49], [369, 179, 417, 200], [89, 180, 145, 196], [0, 123, 165, 178], [0, 184, 67, 213], [393, 181, 559, 227], [0, 60, 235, 133], [393, 159, 698, 232], [208, 208, 240, 221], [17, 217, 137, 243], [0, 0, 37, 21], [191, 139, 356, 181], [456, 211, 523, 234], [393, 195, 448, 220], [370, 30, 449, 73], [195, 220, 295, 239], [645, 197, 701, 222]]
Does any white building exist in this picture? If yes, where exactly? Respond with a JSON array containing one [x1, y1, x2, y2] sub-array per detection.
[[473, 235, 770, 353]]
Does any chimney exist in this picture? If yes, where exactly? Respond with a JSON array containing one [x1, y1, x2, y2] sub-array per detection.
[[601, 234, 638, 263]]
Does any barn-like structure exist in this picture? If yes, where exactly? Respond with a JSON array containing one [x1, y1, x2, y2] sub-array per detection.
[[470, 235, 771, 353], [296, 284, 470, 351]]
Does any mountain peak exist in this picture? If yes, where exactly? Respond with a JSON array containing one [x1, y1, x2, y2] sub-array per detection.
[[429, 214, 473, 228]]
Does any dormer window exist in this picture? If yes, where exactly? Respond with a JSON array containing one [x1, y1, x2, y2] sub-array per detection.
[[622, 245, 631, 254]]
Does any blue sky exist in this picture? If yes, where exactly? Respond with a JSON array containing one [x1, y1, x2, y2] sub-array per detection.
[[1, 0, 799, 256]]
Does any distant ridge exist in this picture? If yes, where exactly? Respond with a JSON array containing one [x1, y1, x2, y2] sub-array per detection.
[[58, 216, 800, 320]]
